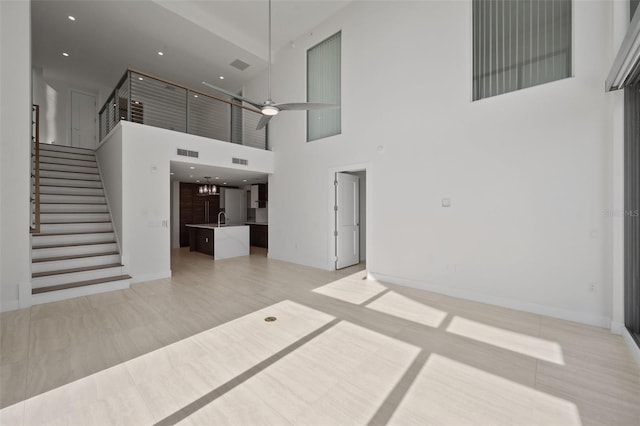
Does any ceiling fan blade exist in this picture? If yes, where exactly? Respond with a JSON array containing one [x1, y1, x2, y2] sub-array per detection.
[[276, 102, 338, 111], [256, 114, 273, 130], [201, 81, 263, 109]]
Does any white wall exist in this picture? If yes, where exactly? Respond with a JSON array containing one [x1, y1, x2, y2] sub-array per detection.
[[96, 121, 274, 283], [251, 0, 615, 327], [171, 181, 180, 249], [1, 0, 32, 311], [96, 126, 124, 254], [32, 70, 103, 146]]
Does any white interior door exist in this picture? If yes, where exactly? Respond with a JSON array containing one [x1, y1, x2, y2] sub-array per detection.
[[336, 172, 360, 269], [70, 90, 96, 149]]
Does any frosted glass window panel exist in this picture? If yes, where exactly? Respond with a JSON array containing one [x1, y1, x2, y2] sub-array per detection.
[[473, 0, 571, 101], [307, 32, 341, 141]]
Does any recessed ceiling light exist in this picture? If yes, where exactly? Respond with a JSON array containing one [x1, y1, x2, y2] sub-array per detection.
[[170, 172, 174, 175], [189, 175, 193, 178], [219, 76, 224, 80], [223, 182, 227, 185], [189, 166, 195, 170], [196, 180, 200, 183], [215, 177, 219, 180], [193, 94, 198, 98], [68, 15, 76, 21], [243, 179, 247, 182], [134, 101, 140, 104], [138, 77, 143, 81], [62, 52, 70, 57], [158, 51, 164, 56]]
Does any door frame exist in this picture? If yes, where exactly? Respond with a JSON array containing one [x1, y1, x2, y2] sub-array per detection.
[[327, 162, 372, 272], [68, 88, 97, 147]]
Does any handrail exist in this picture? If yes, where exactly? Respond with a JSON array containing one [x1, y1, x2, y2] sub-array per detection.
[[128, 68, 261, 114], [98, 69, 268, 149], [31, 104, 41, 234]]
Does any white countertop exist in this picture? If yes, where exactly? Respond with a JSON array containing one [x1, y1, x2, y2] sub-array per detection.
[[186, 223, 249, 229]]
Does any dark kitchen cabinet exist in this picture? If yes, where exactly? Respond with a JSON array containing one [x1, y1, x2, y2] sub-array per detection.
[[250, 225, 268, 248], [180, 183, 220, 247]]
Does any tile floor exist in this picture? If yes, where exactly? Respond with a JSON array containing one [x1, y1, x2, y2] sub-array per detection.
[[1, 247, 639, 425]]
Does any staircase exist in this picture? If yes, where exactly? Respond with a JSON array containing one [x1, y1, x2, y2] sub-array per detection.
[[31, 143, 131, 304]]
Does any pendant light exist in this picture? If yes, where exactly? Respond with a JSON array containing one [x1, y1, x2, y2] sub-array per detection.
[[198, 177, 217, 195]]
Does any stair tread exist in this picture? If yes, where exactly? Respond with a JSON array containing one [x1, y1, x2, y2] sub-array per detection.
[[32, 230, 114, 236], [40, 212, 108, 215], [40, 221, 111, 224], [33, 251, 120, 263], [38, 184, 103, 189], [39, 169, 99, 175], [33, 241, 117, 249], [32, 263, 124, 278], [40, 202, 107, 205], [32, 275, 131, 294], [39, 161, 97, 168], [39, 155, 96, 163], [41, 193, 105, 197], [38, 176, 101, 182], [39, 143, 95, 151]]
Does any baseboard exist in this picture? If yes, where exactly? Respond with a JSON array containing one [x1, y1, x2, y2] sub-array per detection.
[[368, 272, 610, 328], [130, 270, 172, 284], [0, 299, 20, 313], [610, 320, 625, 335], [622, 328, 640, 366], [31, 279, 130, 305]]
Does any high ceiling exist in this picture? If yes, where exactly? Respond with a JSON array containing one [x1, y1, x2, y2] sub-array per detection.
[[32, 0, 352, 95], [32, 0, 352, 186]]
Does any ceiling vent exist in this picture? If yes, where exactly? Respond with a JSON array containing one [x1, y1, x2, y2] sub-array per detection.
[[232, 157, 248, 166], [177, 148, 199, 158], [230, 59, 250, 71]]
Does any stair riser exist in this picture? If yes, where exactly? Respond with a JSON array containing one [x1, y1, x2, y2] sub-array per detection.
[[31, 279, 130, 305], [36, 156, 97, 167], [32, 243, 118, 260], [31, 266, 124, 287], [38, 144, 95, 156], [39, 186, 104, 196], [32, 254, 122, 274], [39, 170, 100, 181], [39, 178, 103, 189], [32, 232, 116, 246], [40, 204, 108, 213], [39, 163, 98, 174], [40, 194, 106, 204], [40, 213, 111, 224], [38, 222, 113, 234]]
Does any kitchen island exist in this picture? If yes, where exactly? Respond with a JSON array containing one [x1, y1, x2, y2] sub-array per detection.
[[185, 224, 250, 260]]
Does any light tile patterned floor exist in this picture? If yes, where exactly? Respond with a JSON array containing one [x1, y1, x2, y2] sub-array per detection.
[[1, 247, 639, 425]]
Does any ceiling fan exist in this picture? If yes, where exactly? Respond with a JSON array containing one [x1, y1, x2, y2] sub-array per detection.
[[202, 0, 335, 130]]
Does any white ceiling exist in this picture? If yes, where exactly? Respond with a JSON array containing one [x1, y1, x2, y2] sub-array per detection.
[[32, 0, 351, 94], [170, 161, 268, 187]]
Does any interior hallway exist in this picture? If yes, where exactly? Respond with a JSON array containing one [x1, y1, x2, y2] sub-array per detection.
[[1, 248, 639, 425]]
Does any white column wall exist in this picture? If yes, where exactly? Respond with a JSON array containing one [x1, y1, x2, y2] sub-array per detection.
[[1, 0, 32, 311]]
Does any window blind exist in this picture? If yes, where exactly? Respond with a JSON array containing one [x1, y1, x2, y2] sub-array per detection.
[[307, 31, 341, 141], [473, 0, 572, 101]]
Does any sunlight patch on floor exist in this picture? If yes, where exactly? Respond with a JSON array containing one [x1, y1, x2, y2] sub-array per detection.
[[447, 316, 565, 365], [366, 291, 449, 328], [1, 300, 335, 425], [178, 320, 420, 425], [312, 271, 386, 304], [390, 353, 581, 425]]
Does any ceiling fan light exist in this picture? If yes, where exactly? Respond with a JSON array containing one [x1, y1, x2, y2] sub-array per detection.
[[262, 105, 279, 116]]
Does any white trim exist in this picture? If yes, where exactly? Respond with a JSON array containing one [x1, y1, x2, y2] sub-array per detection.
[[368, 271, 610, 328], [31, 279, 130, 305], [0, 300, 21, 313], [130, 270, 172, 284], [327, 162, 371, 271], [622, 328, 640, 366]]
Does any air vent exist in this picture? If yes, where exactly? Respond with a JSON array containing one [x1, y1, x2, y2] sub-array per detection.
[[232, 157, 248, 166], [177, 148, 199, 158], [230, 59, 250, 71]]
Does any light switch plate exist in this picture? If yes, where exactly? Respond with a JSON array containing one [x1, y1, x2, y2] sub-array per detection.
[[442, 198, 451, 207]]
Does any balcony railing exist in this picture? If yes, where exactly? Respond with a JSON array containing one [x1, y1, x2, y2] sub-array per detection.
[[99, 69, 267, 150]]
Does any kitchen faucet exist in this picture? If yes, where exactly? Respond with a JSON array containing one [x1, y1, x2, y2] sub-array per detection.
[[217, 211, 227, 227]]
